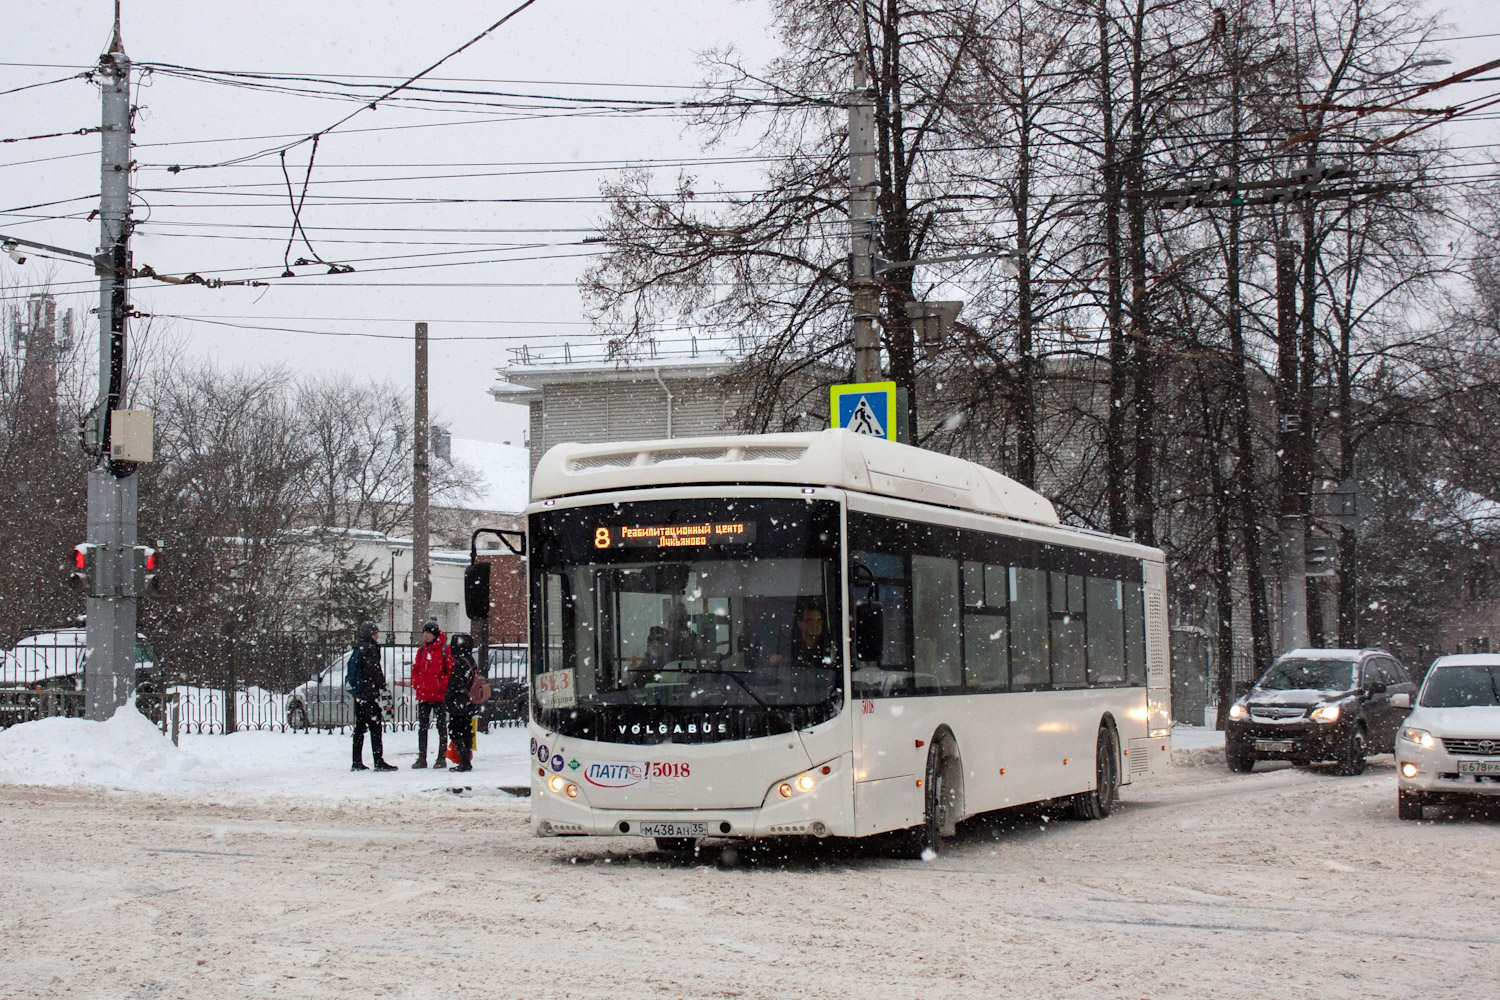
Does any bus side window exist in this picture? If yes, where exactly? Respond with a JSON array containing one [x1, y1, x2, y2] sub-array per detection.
[[1122, 580, 1147, 686], [851, 551, 912, 696], [962, 561, 1009, 691], [1049, 572, 1087, 689], [1010, 567, 1050, 689], [912, 555, 961, 693], [1086, 577, 1126, 686]]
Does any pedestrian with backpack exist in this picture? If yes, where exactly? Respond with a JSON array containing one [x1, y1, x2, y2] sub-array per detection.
[[411, 618, 452, 769], [349, 621, 396, 772], [445, 633, 488, 773]]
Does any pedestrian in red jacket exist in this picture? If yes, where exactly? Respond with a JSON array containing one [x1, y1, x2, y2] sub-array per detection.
[[411, 619, 453, 768]]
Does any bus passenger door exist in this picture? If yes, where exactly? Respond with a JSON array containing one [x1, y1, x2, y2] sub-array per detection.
[[850, 553, 921, 834]]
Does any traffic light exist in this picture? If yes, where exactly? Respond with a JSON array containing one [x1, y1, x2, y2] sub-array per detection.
[[68, 543, 97, 594], [133, 545, 161, 595]]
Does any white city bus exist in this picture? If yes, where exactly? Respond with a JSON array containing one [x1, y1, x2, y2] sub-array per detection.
[[526, 429, 1170, 855]]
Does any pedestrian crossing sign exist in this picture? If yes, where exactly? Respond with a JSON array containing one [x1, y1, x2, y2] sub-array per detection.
[[830, 381, 897, 441]]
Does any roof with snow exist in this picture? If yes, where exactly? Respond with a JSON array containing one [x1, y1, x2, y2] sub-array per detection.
[[530, 428, 1062, 527]]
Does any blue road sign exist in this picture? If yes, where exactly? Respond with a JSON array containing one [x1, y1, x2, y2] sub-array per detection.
[[830, 381, 897, 441]]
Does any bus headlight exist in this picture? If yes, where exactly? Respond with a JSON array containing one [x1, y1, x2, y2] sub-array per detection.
[[549, 775, 566, 793], [566, 782, 579, 798], [774, 763, 833, 800]]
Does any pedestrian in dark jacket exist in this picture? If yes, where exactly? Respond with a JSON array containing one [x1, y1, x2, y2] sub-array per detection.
[[445, 632, 479, 772], [350, 620, 396, 772], [411, 618, 453, 769]]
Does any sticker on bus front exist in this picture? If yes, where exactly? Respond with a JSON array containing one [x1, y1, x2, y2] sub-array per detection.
[[584, 761, 649, 788], [536, 668, 576, 709]]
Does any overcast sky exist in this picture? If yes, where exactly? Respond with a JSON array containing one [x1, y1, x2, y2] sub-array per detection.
[[1, 0, 779, 444], [2, 1, 1495, 446]]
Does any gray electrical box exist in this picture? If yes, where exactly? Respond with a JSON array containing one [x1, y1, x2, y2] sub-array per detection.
[[110, 409, 154, 463]]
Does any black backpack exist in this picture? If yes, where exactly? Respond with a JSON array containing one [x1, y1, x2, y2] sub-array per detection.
[[345, 645, 364, 698]]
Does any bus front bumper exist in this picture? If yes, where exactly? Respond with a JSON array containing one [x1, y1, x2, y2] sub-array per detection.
[[531, 762, 855, 840]]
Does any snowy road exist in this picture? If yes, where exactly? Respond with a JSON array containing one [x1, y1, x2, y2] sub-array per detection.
[[2, 743, 1497, 999]]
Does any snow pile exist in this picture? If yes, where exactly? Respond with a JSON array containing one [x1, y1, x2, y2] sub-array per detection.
[[1170, 723, 1226, 768], [0, 704, 201, 789], [0, 708, 533, 800]]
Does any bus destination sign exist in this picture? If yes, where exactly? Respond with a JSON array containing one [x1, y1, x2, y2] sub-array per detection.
[[593, 521, 756, 549]]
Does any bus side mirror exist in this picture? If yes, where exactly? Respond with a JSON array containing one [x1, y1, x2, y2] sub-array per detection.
[[464, 562, 491, 621], [854, 603, 884, 663]]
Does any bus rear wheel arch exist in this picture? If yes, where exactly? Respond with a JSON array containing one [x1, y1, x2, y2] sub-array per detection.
[[1071, 721, 1120, 821]]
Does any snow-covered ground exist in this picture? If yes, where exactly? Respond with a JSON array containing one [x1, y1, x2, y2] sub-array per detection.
[[1, 713, 1496, 999]]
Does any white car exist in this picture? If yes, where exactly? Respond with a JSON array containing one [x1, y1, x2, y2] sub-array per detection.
[[1395, 654, 1500, 820]]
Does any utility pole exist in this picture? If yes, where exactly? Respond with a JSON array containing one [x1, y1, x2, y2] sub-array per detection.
[[411, 321, 431, 636], [1275, 239, 1308, 652], [848, 61, 880, 383], [84, 8, 139, 720]]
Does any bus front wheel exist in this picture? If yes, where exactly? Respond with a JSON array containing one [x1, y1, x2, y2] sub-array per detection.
[[1072, 725, 1120, 821], [896, 737, 954, 859]]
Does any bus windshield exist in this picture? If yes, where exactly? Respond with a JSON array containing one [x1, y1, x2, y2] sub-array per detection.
[[529, 496, 843, 744]]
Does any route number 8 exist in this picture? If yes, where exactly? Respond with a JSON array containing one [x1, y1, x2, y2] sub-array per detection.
[[594, 527, 611, 549]]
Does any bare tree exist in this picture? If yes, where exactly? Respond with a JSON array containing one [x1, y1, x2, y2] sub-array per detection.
[[296, 376, 476, 535]]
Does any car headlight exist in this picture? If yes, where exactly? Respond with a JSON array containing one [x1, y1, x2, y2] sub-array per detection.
[[1399, 726, 1435, 748], [1228, 702, 1248, 720], [1310, 703, 1341, 723]]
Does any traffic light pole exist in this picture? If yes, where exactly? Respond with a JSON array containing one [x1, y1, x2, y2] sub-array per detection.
[[84, 18, 139, 721]]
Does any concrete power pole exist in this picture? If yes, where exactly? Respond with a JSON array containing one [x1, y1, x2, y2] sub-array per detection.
[[848, 61, 880, 383], [411, 321, 431, 635], [1275, 239, 1308, 653], [84, 11, 139, 720]]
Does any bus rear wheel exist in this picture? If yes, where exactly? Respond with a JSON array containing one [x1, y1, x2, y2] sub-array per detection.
[[1072, 725, 1120, 821]]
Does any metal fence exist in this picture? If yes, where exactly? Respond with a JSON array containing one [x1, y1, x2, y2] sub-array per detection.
[[0, 632, 529, 735]]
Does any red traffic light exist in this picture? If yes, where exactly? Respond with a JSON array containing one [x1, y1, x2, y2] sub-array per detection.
[[75, 550, 87, 570], [145, 552, 156, 571]]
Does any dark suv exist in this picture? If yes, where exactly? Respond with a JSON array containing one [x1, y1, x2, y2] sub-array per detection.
[[1224, 648, 1417, 775]]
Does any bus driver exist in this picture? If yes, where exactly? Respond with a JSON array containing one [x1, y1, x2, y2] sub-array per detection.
[[770, 597, 835, 671]]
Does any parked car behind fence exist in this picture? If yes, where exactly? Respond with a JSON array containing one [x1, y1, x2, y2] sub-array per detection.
[[3, 630, 527, 735], [0, 628, 156, 729]]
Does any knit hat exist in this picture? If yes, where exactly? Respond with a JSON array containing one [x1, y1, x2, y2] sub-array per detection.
[[422, 618, 440, 637], [450, 633, 474, 655], [357, 621, 379, 641]]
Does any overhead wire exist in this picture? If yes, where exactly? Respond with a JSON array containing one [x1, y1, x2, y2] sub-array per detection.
[[171, 0, 546, 174]]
